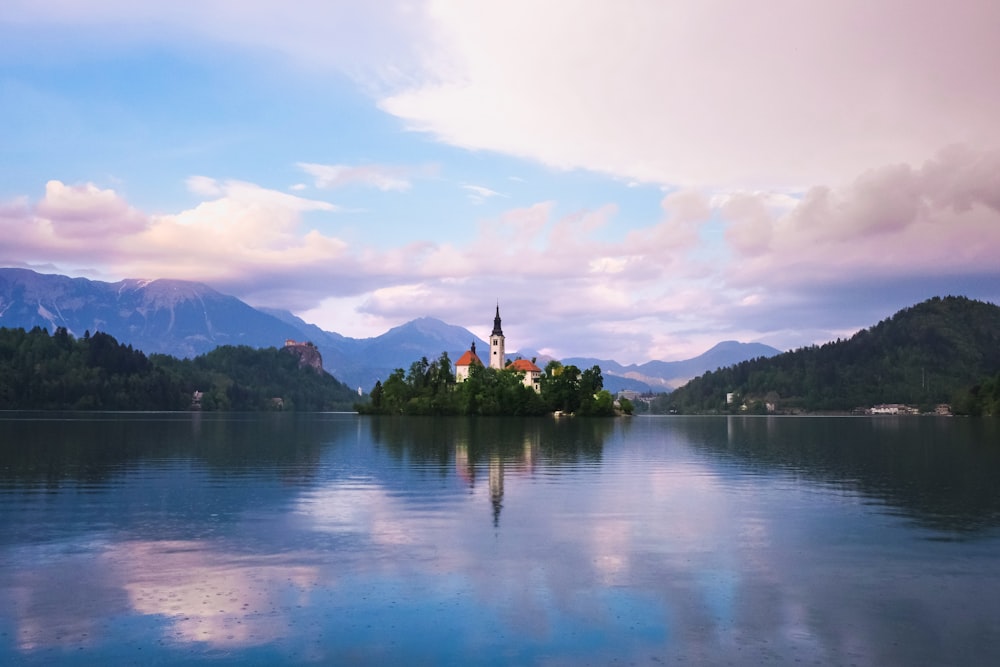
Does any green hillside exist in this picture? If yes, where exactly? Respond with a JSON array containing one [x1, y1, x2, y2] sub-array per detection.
[[658, 296, 1000, 414], [0, 326, 358, 411]]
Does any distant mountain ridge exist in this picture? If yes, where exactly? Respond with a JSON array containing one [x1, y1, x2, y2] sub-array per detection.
[[663, 296, 1000, 413], [0, 268, 780, 393], [0, 267, 305, 358], [563, 341, 782, 392]]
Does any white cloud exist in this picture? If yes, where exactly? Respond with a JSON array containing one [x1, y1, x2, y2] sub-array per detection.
[[462, 184, 503, 204], [297, 162, 415, 192], [185, 175, 222, 197], [9, 2, 999, 194], [378, 1, 1000, 189]]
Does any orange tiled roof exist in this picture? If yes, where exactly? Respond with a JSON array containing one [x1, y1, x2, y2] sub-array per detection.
[[508, 358, 542, 373], [455, 349, 483, 366]]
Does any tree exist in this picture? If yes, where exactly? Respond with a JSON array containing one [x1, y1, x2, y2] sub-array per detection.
[[379, 369, 409, 414], [541, 361, 582, 413], [578, 365, 605, 414], [369, 380, 384, 409]]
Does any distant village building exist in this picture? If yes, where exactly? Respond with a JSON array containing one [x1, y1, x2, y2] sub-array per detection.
[[455, 306, 542, 392], [870, 403, 919, 415]]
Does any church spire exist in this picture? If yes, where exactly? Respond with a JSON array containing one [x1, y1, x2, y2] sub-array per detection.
[[492, 304, 503, 336], [489, 304, 505, 370]]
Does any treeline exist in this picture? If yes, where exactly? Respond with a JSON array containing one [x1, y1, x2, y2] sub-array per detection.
[[953, 372, 1000, 417], [0, 326, 357, 411], [358, 352, 625, 416], [656, 296, 1000, 414]]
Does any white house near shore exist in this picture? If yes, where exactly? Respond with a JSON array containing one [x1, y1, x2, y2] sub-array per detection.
[[508, 358, 543, 392]]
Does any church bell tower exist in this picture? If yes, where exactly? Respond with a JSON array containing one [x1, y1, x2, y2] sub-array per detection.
[[489, 304, 505, 370]]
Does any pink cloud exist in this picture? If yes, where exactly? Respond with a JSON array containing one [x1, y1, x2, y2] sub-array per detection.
[[0, 180, 356, 297], [724, 146, 1000, 289], [34, 180, 147, 239], [379, 2, 1000, 189], [621, 190, 712, 261]]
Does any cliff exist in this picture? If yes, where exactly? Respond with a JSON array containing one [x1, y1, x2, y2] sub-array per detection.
[[283, 339, 324, 373]]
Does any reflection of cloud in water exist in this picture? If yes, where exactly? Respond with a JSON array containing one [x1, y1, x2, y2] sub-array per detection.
[[5, 540, 127, 652], [296, 482, 423, 548], [587, 520, 632, 585], [109, 540, 320, 649]]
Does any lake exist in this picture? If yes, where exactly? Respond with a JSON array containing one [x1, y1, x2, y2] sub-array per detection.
[[1, 413, 998, 665]]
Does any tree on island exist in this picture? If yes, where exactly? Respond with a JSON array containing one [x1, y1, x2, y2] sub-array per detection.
[[357, 353, 617, 416]]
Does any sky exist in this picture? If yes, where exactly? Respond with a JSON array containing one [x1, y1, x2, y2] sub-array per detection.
[[2, 1, 999, 363]]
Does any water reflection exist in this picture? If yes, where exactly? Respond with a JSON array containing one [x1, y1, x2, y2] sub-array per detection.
[[2, 413, 999, 665], [367, 416, 617, 526], [368, 415, 613, 464], [9, 537, 321, 654], [0, 412, 347, 489], [115, 540, 320, 649], [673, 415, 1000, 535]]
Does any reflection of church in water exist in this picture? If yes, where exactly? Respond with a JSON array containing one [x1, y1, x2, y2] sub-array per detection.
[[453, 432, 541, 527]]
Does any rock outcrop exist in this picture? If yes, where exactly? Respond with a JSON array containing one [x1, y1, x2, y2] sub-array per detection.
[[283, 339, 324, 373]]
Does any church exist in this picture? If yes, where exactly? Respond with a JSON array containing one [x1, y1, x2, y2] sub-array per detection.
[[455, 306, 543, 392]]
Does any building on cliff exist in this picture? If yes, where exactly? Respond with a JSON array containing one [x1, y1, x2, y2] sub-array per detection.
[[283, 339, 324, 373]]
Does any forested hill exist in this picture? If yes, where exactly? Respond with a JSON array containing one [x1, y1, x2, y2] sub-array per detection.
[[660, 296, 1000, 414], [0, 326, 358, 411]]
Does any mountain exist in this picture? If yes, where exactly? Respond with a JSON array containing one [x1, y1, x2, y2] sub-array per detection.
[[0, 268, 305, 357], [261, 310, 490, 391], [1, 268, 781, 393], [662, 296, 1000, 414], [360, 317, 486, 370], [563, 341, 782, 393]]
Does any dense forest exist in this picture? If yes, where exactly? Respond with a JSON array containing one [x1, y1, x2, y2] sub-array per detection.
[[358, 352, 627, 416], [0, 326, 358, 411], [655, 297, 1000, 415], [955, 372, 1000, 417]]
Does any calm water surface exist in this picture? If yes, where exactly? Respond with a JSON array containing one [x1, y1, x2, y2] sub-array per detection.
[[1, 413, 998, 665]]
